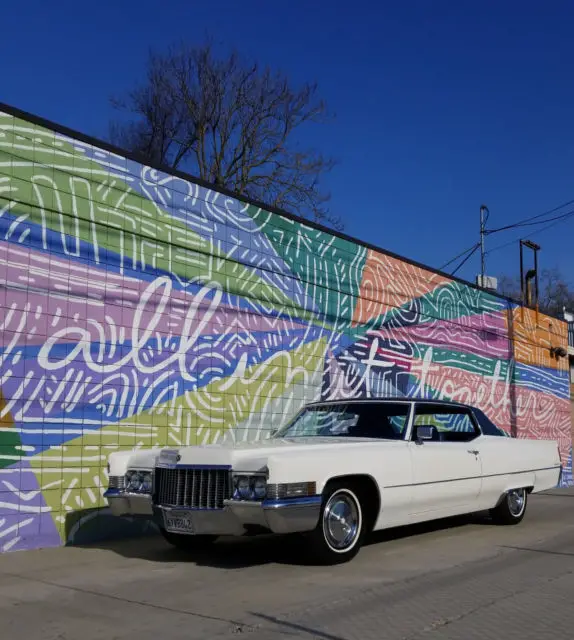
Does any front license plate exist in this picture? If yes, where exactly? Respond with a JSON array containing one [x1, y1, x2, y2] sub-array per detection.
[[164, 510, 195, 534]]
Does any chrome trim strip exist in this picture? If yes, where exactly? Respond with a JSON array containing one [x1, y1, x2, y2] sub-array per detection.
[[165, 464, 232, 470], [307, 399, 416, 404], [385, 464, 562, 489], [263, 496, 322, 509], [104, 488, 152, 498], [222, 496, 323, 509], [232, 470, 268, 475], [155, 506, 225, 511], [224, 499, 263, 507], [403, 403, 415, 442], [168, 508, 224, 512]]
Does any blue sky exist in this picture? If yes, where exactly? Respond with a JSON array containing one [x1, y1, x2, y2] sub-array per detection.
[[3, 0, 574, 286]]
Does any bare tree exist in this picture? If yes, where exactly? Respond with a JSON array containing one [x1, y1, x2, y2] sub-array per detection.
[[498, 268, 574, 317], [109, 40, 342, 229]]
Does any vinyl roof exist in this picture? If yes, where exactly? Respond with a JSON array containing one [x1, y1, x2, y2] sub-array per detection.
[[306, 397, 472, 409]]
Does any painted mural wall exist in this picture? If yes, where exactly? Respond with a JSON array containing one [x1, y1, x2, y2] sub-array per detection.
[[0, 105, 571, 552]]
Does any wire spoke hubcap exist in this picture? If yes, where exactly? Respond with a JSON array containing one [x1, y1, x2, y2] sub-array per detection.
[[323, 492, 360, 550], [507, 488, 525, 517]]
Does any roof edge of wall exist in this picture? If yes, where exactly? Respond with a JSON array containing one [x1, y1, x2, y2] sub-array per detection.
[[0, 100, 565, 324]]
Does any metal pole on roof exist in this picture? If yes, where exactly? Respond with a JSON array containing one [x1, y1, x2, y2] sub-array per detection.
[[479, 204, 489, 287]]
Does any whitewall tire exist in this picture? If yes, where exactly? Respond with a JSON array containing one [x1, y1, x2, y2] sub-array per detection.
[[307, 482, 366, 564], [490, 488, 528, 525]]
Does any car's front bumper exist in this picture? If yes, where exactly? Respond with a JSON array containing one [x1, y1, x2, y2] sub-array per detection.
[[104, 491, 322, 536], [104, 489, 155, 517]]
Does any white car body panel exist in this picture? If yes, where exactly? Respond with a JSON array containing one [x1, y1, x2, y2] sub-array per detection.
[[474, 436, 560, 509], [407, 440, 482, 519], [261, 440, 413, 528]]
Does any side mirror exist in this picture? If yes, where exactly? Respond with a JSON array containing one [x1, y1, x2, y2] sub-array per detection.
[[415, 425, 437, 442]]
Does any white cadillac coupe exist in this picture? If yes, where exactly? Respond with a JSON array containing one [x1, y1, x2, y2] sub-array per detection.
[[104, 399, 562, 564]]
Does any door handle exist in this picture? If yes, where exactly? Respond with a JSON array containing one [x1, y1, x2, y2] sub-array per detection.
[[467, 449, 479, 455]]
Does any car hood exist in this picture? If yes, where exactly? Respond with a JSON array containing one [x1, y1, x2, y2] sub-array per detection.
[[122, 436, 399, 470]]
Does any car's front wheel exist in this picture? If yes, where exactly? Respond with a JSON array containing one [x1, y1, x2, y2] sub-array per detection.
[[489, 488, 528, 525], [160, 529, 218, 551], [307, 482, 366, 564]]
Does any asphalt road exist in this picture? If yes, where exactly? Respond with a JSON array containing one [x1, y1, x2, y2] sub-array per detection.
[[1, 489, 574, 640]]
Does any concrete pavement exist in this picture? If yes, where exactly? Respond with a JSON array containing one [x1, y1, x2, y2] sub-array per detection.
[[1, 489, 574, 639]]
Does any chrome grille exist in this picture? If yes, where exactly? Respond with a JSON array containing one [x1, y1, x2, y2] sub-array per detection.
[[154, 467, 232, 509]]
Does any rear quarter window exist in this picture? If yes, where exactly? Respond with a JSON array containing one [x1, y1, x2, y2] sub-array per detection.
[[473, 409, 508, 437]]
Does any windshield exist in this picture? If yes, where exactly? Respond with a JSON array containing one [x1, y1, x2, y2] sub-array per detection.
[[274, 402, 411, 440]]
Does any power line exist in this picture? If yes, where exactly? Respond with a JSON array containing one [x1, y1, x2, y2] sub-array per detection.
[[439, 243, 479, 271], [487, 210, 574, 255], [439, 198, 574, 278], [485, 197, 574, 234], [452, 244, 480, 276], [486, 207, 574, 234]]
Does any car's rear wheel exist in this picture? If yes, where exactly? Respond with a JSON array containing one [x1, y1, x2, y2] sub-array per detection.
[[307, 482, 366, 564], [489, 488, 528, 525], [160, 528, 218, 551]]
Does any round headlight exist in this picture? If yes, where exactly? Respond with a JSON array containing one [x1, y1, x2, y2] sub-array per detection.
[[237, 476, 251, 499], [141, 472, 153, 493], [126, 471, 141, 492], [252, 476, 266, 500]]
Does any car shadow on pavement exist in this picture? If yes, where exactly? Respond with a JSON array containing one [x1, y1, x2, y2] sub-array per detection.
[[76, 512, 492, 570]]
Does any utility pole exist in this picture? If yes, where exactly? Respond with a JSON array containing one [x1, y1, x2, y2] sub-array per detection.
[[479, 204, 489, 287], [519, 239, 540, 309]]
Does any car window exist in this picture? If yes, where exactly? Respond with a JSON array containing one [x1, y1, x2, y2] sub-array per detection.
[[275, 402, 411, 440], [412, 405, 479, 442], [388, 414, 408, 436], [472, 408, 508, 437]]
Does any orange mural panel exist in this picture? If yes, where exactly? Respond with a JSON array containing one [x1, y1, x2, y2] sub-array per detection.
[[509, 307, 569, 371], [352, 250, 450, 325]]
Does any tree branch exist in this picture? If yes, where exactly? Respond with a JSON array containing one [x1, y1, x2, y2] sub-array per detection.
[[109, 38, 340, 228]]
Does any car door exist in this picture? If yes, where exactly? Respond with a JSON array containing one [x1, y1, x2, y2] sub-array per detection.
[[407, 403, 482, 520]]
